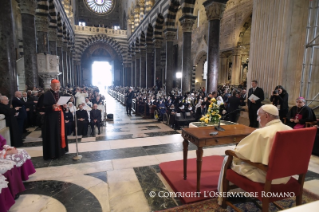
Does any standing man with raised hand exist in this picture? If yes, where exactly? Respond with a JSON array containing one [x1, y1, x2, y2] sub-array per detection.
[[248, 80, 264, 128], [42, 79, 69, 160]]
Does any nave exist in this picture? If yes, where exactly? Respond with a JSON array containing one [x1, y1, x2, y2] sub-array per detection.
[[10, 94, 319, 212]]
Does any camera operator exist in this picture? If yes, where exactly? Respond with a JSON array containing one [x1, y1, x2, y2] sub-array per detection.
[[270, 85, 289, 122]]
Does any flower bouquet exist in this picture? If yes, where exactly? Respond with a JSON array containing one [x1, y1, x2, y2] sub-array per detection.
[[200, 98, 222, 125]]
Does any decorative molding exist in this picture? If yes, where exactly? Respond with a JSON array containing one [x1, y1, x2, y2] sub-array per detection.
[[18, 0, 37, 15], [204, 1, 226, 21], [179, 16, 196, 32], [164, 31, 176, 42], [153, 39, 163, 48]]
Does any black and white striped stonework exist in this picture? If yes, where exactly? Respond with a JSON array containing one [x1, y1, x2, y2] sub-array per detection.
[[140, 31, 146, 48], [18, 40, 24, 58], [181, 0, 196, 16], [36, 0, 49, 17], [146, 24, 153, 46], [154, 14, 164, 40], [48, 0, 57, 29], [62, 23, 68, 44], [57, 13, 63, 38], [166, 0, 180, 28]]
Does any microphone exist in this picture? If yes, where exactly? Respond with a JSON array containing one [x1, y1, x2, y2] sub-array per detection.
[[214, 108, 245, 131]]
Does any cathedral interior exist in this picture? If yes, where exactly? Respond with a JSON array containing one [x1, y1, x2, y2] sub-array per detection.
[[0, 0, 319, 211]]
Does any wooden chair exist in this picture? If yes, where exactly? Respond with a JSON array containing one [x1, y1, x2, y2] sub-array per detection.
[[222, 127, 317, 212]]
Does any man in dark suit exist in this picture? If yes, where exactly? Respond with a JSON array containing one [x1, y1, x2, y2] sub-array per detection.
[[248, 80, 264, 128], [126, 88, 134, 115], [76, 104, 89, 137], [90, 104, 101, 136], [22, 92, 37, 127], [12, 91, 28, 134]]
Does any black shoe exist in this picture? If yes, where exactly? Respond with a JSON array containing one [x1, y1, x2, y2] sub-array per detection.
[[98, 131, 100, 135], [14, 194, 20, 200]]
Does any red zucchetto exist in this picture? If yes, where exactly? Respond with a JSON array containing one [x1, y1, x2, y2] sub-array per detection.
[[51, 79, 60, 84]]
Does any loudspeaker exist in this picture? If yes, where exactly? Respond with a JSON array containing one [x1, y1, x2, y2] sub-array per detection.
[[107, 114, 113, 120]]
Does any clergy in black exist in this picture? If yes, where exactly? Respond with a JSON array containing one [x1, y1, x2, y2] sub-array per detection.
[[42, 80, 69, 160], [76, 104, 89, 137], [247, 80, 264, 128], [90, 104, 101, 136], [0, 96, 23, 147]]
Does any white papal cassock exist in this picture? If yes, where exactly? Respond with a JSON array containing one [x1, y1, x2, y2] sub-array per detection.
[[217, 119, 292, 204]]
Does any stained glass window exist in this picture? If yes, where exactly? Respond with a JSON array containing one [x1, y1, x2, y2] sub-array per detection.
[[85, 0, 114, 15]]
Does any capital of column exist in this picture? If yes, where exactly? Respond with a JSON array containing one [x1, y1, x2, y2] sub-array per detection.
[[164, 29, 177, 42], [48, 28, 57, 42], [153, 38, 163, 49], [179, 15, 197, 32], [140, 49, 146, 56], [62, 43, 68, 52], [203, 1, 226, 21], [35, 15, 49, 32], [146, 46, 153, 53], [219, 53, 227, 58], [19, 0, 37, 15], [135, 52, 141, 58]]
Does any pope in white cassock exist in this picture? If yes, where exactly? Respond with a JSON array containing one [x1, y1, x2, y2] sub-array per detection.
[[217, 104, 292, 205]]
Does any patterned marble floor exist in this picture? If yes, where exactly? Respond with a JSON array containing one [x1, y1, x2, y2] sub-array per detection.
[[10, 93, 319, 212]]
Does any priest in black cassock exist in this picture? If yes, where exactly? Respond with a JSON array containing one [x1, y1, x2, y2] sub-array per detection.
[[0, 96, 23, 147], [42, 79, 69, 160]]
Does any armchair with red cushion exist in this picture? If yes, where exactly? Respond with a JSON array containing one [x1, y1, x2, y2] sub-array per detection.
[[222, 127, 317, 212]]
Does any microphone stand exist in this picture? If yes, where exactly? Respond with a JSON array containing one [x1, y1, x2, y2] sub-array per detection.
[[72, 99, 82, 161], [215, 108, 244, 131]]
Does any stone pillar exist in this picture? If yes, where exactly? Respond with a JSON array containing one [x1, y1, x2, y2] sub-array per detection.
[[248, 0, 309, 105], [219, 53, 228, 84], [135, 53, 141, 87], [125, 63, 132, 87], [57, 39, 63, 85], [231, 48, 242, 85], [146, 46, 153, 88], [35, 15, 49, 54], [131, 57, 135, 87], [153, 39, 162, 87], [164, 29, 177, 94], [48, 28, 57, 55], [204, 0, 226, 93], [134, 6, 140, 29], [67, 47, 72, 86], [62, 43, 68, 86], [179, 16, 196, 94], [0, 0, 17, 98], [19, 0, 38, 90], [140, 49, 146, 87]]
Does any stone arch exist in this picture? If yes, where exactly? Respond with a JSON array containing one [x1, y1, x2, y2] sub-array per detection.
[[237, 14, 252, 47], [154, 14, 164, 39], [194, 50, 207, 66], [181, 0, 196, 16], [165, 0, 180, 28], [77, 35, 125, 61], [48, 0, 57, 28], [140, 31, 146, 46], [146, 23, 154, 46]]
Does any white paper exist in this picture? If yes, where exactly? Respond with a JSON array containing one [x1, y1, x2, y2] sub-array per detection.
[[248, 94, 260, 101], [57, 96, 71, 105]]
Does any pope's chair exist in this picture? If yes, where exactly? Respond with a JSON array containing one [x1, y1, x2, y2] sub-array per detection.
[[222, 127, 317, 212]]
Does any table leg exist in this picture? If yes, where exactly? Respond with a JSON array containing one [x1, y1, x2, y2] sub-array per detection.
[[196, 147, 203, 193], [183, 139, 189, 180]]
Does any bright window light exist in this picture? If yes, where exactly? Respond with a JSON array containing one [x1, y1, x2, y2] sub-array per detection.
[[79, 22, 86, 26], [176, 72, 182, 79], [92, 61, 112, 92]]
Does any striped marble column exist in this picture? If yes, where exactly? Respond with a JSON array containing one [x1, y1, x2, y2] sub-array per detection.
[[247, 0, 309, 104], [134, 6, 140, 29]]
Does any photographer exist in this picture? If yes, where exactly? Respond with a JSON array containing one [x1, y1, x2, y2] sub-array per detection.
[[75, 87, 88, 106], [270, 85, 289, 122]]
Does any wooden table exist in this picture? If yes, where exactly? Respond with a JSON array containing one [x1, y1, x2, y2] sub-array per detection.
[[181, 124, 255, 192]]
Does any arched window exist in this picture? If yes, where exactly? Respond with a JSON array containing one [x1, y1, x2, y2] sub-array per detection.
[[84, 0, 114, 15]]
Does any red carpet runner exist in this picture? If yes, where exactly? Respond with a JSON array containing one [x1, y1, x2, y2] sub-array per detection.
[[159, 156, 224, 204]]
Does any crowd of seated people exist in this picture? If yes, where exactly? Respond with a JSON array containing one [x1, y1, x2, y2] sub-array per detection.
[[109, 84, 252, 130]]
